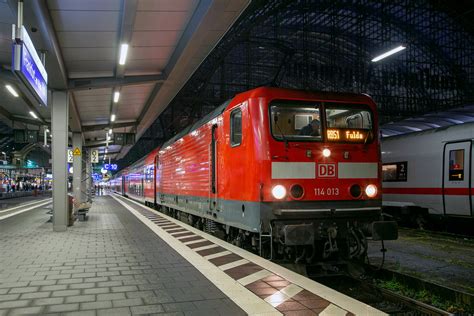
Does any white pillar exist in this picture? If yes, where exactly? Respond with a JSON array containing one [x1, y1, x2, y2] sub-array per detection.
[[51, 91, 69, 232], [82, 149, 89, 202], [85, 150, 92, 202], [72, 132, 82, 205]]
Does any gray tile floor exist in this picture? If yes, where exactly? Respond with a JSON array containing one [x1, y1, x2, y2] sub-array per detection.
[[0, 196, 245, 315]]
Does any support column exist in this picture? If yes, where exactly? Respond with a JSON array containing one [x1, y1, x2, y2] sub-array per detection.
[[72, 132, 82, 205], [52, 91, 69, 232], [85, 150, 92, 202], [82, 150, 89, 202]]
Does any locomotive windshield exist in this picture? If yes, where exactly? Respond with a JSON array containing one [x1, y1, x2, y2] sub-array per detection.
[[270, 101, 374, 143], [270, 102, 322, 141], [325, 104, 373, 143]]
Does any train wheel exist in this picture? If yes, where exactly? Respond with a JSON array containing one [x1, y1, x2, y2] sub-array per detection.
[[414, 214, 427, 230]]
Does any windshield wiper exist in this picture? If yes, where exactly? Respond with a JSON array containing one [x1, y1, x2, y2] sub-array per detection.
[[364, 130, 373, 145], [274, 116, 289, 149]]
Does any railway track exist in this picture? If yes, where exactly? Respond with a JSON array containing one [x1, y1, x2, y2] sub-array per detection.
[[310, 265, 473, 315], [395, 217, 474, 238], [399, 227, 474, 242], [378, 287, 452, 316]]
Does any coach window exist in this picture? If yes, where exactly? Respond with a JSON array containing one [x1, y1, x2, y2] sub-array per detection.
[[382, 162, 407, 182], [449, 149, 464, 181], [230, 109, 242, 147]]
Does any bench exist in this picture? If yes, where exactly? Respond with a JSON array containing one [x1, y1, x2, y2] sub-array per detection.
[[75, 202, 92, 221]]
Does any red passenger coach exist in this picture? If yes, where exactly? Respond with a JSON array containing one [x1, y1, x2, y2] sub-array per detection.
[[120, 148, 158, 205], [152, 87, 396, 261], [110, 169, 125, 194], [144, 148, 159, 206]]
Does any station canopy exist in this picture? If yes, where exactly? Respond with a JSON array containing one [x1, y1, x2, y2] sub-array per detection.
[[0, 0, 250, 160]]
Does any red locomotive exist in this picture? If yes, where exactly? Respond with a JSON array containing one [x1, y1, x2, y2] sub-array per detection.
[[112, 87, 396, 262]]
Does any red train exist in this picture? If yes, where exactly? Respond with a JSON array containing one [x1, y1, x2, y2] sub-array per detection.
[[111, 87, 396, 262]]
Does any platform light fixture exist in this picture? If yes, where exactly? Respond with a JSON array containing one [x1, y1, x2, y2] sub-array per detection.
[[371, 45, 406, 62], [29, 111, 38, 119], [111, 114, 116, 122], [109, 128, 113, 135], [113, 91, 120, 103], [119, 43, 129, 65], [5, 85, 19, 97]]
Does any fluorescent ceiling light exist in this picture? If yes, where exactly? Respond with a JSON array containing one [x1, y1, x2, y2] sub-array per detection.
[[119, 43, 129, 65], [105, 149, 108, 153], [113, 91, 120, 103], [29, 111, 38, 119], [109, 128, 113, 134], [5, 85, 19, 97], [111, 114, 116, 122], [371, 45, 406, 62]]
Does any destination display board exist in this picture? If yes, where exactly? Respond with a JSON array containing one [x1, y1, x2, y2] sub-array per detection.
[[12, 26, 48, 106], [326, 129, 370, 143]]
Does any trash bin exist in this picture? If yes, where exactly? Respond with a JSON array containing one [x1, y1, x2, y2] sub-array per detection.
[[68, 194, 75, 226]]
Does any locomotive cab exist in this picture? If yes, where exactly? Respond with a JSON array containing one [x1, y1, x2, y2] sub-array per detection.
[[253, 92, 397, 261]]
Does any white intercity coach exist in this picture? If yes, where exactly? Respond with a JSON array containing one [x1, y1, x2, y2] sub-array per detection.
[[381, 121, 474, 226]]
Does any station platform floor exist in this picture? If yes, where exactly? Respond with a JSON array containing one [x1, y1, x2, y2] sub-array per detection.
[[0, 194, 382, 316]]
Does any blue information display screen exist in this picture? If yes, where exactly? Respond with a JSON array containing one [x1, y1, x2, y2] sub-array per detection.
[[20, 45, 48, 105], [104, 164, 118, 171], [12, 26, 48, 106]]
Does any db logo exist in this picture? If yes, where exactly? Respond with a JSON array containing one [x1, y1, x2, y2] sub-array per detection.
[[318, 163, 336, 178]]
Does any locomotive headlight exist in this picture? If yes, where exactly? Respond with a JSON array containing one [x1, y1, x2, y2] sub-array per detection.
[[365, 184, 377, 198], [272, 185, 286, 199], [322, 148, 331, 157]]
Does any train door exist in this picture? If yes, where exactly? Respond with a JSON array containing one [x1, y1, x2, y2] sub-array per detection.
[[154, 156, 158, 206], [210, 124, 218, 211], [141, 172, 145, 199], [443, 141, 472, 216]]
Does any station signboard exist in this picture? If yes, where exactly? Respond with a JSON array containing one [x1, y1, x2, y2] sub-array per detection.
[[26, 130, 38, 143], [104, 164, 118, 171], [13, 129, 38, 143], [113, 133, 135, 146], [14, 129, 26, 143], [91, 150, 99, 163], [67, 149, 73, 163], [12, 26, 48, 106]]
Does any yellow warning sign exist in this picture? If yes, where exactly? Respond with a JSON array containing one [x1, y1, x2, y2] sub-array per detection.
[[73, 147, 81, 156]]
